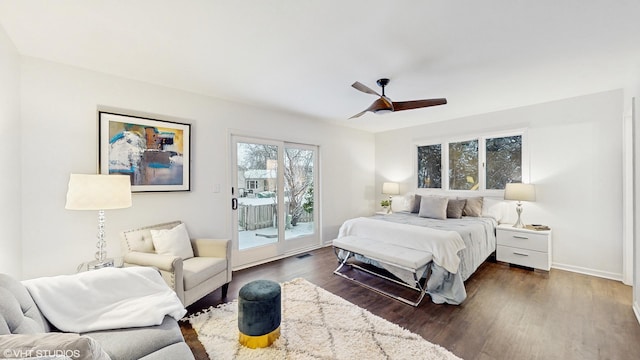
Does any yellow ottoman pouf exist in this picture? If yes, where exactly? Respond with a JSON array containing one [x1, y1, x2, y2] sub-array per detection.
[[237, 280, 281, 348]]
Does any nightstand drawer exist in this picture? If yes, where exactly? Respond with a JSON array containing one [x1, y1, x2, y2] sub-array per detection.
[[497, 245, 550, 270], [497, 230, 548, 252]]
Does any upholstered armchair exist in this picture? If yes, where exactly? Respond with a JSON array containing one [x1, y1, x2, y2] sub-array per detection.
[[120, 221, 232, 307]]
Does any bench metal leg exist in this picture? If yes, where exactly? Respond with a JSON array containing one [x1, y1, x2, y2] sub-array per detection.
[[332, 247, 430, 307]]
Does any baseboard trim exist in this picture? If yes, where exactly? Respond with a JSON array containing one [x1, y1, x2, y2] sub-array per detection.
[[634, 301, 640, 326], [551, 262, 623, 282]]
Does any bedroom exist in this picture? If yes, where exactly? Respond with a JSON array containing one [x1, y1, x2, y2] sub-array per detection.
[[0, 1, 639, 359]]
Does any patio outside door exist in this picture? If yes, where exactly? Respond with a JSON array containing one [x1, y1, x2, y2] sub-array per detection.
[[231, 135, 318, 268]]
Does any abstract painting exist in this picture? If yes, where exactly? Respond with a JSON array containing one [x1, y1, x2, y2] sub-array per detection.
[[98, 112, 191, 192]]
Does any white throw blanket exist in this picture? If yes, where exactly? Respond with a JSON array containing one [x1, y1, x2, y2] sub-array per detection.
[[23, 267, 186, 333], [338, 217, 466, 274]]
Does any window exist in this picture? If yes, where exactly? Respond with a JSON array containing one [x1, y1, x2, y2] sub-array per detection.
[[485, 135, 522, 189], [417, 144, 441, 188], [417, 132, 524, 191], [247, 180, 259, 189], [448, 140, 478, 190]]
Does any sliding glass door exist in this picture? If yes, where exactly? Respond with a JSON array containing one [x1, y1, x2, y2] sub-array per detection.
[[231, 136, 318, 268]]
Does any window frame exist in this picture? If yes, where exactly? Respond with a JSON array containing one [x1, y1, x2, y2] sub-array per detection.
[[414, 128, 529, 195]]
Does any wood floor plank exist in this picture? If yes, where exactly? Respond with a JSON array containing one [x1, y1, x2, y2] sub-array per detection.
[[182, 246, 640, 360]]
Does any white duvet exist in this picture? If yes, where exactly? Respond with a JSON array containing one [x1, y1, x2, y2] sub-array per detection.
[[338, 217, 466, 274], [23, 266, 186, 333]]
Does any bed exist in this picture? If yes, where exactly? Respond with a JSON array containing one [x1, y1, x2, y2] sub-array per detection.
[[333, 195, 502, 305]]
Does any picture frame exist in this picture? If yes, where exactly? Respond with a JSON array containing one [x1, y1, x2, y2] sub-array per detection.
[[98, 111, 191, 192]]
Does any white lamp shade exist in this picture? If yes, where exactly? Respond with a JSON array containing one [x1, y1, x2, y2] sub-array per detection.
[[65, 174, 132, 210], [382, 182, 400, 195], [504, 183, 536, 202]]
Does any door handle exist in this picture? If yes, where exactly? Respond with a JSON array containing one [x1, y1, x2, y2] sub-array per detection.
[[232, 198, 238, 210]]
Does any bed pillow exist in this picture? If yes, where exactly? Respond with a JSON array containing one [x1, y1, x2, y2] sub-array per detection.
[[411, 194, 422, 213], [150, 223, 194, 259], [391, 193, 415, 213], [447, 199, 467, 219], [481, 197, 505, 223], [459, 196, 483, 217], [418, 196, 448, 220]]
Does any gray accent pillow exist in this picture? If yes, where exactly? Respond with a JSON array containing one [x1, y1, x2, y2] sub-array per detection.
[[460, 196, 483, 217], [447, 199, 467, 219], [411, 194, 422, 213], [418, 196, 448, 220]]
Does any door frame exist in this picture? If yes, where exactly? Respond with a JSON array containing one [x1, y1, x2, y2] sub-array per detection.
[[229, 132, 321, 269]]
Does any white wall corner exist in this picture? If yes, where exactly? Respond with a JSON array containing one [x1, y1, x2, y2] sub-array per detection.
[[634, 301, 640, 326]]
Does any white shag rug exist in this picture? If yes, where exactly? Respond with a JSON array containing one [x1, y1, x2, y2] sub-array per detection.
[[186, 278, 462, 360]]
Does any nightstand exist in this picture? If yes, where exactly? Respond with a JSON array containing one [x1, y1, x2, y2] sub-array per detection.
[[496, 224, 551, 271]]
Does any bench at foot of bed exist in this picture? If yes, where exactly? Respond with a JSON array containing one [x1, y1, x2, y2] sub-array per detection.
[[332, 236, 433, 306]]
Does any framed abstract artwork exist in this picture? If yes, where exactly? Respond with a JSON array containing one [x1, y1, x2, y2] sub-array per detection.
[[98, 111, 191, 192]]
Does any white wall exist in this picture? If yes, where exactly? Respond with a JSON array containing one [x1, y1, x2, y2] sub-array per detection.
[[375, 90, 624, 280], [19, 57, 374, 279], [0, 25, 21, 278]]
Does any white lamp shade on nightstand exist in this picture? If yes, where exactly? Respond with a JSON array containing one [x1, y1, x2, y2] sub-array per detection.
[[504, 183, 536, 202], [504, 182, 535, 228], [65, 174, 132, 210], [382, 182, 400, 195]]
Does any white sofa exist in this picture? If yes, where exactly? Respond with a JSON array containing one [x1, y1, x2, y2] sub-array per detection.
[[0, 273, 194, 360]]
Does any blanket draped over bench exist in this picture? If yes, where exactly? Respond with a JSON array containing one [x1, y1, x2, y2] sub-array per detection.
[[337, 217, 469, 304], [339, 217, 466, 273], [23, 267, 186, 333]]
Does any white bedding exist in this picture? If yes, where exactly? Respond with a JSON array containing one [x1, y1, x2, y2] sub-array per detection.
[[23, 266, 186, 333], [336, 214, 497, 304], [338, 217, 466, 274]]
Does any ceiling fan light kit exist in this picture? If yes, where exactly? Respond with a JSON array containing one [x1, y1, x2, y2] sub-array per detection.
[[349, 78, 447, 119]]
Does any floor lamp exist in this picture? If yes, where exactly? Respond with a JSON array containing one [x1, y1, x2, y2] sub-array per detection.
[[504, 183, 536, 228], [65, 174, 132, 269]]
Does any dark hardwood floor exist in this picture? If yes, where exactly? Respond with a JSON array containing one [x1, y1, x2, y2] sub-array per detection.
[[181, 246, 640, 360]]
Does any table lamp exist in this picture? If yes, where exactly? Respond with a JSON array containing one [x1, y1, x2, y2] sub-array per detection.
[[65, 174, 132, 269], [504, 183, 536, 228], [382, 182, 400, 214]]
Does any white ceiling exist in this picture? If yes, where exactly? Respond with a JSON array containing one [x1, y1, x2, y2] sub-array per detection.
[[1, 0, 639, 132]]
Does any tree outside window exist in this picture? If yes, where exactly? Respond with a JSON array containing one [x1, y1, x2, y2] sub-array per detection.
[[417, 144, 442, 188], [449, 140, 479, 190], [416, 132, 523, 191], [486, 135, 522, 189]]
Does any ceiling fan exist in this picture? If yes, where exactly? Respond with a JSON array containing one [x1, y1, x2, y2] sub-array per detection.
[[349, 78, 447, 119]]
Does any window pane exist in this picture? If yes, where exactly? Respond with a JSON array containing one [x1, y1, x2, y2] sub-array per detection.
[[486, 135, 522, 189], [283, 147, 314, 238], [449, 140, 478, 190], [417, 144, 441, 188]]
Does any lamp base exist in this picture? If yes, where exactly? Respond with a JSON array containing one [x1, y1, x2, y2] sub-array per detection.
[[513, 201, 525, 228], [87, 258, 114, 270]]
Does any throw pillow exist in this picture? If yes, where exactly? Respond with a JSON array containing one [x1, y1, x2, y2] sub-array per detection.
[[447, 199, 467, 219], [481, 197, 505, 222], [459, 196, 483, 217], [411, 194, 422, 213], [0, 333, 110, 360], [418, 196, 448, 220], [150, 223, 194, 259]]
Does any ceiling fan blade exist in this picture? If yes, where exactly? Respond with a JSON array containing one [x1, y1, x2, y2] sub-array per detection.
[[349, 110, 368, 119], [391, 98, 447, 112], [352, 81, 381, 96], [349, 98, 393, 119]]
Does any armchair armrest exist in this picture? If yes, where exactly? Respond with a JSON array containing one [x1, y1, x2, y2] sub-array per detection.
[[191, 238, 230, 258], [123, 251, 183, 272]]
